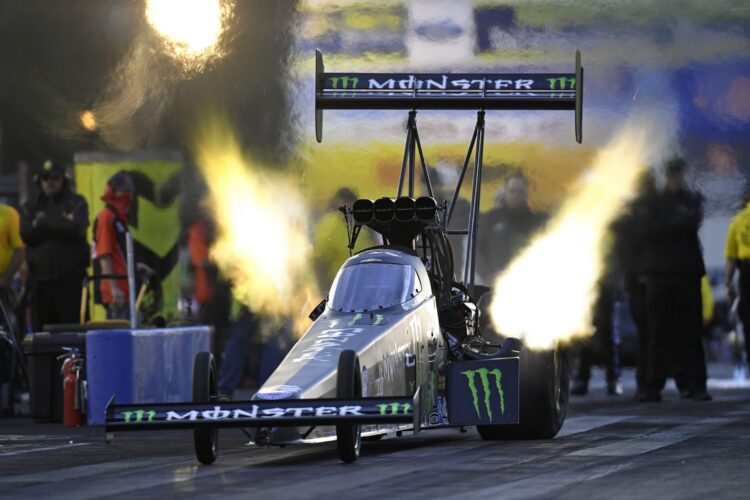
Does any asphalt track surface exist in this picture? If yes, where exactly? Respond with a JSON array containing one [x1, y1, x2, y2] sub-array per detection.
[[2, 372, 750, 499]]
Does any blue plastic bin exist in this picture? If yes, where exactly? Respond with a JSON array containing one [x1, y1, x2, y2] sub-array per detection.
[[86, 326, 212, 425]]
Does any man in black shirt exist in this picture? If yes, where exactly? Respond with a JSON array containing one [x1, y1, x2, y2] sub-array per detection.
[[641, 158, 709, 401], [478, 173, 546, 281], [20, 160, 90, 330]]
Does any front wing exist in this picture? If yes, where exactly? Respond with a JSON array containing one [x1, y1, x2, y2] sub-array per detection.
[[105, 392, 420, 433]]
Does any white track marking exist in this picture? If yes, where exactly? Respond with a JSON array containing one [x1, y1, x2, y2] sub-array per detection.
[[557, 415, 632, 437], [0, 442, 91, 457]]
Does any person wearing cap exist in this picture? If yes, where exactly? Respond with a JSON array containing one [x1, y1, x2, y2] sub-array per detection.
[[723, 187, 750, 372], [640, 157, 710, 402], [92, 171, 135, 319], [20, 160, 90, 330]]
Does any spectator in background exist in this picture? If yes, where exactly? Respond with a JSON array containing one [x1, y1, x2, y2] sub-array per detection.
[[478, 173, 546, 282], [313, 187, 375, 291], [0, 202, 24, 295], [724, 187, 750, 372], [611, 170, 655, 399], [428, 162, 470, 279], [0, 199, 25, 404], [188, 209, 232, 358], [571, 241, 622, 396], [92, 172, 134, 320], [641, 158, 710, 402], [20, 160, 89, 330]]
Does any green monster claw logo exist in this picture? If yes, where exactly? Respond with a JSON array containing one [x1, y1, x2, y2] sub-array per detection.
[[122, 409, 156, 423], [329, 76, 360, 89], [546, 76, 576, 90], [348, 313, 386, 326], [461, 368, 505, 422], [377, 402, 412, 415]]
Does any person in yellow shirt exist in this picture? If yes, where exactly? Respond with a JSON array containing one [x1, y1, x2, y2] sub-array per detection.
[[0, 202, 24, 400], [724, 190, 750, 368], [0, 202, 24, 291]]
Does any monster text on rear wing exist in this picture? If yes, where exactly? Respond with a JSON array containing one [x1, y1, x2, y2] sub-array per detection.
[[314, 49, 583, 143]]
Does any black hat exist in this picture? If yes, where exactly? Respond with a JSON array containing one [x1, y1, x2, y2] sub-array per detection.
[[41, 159, 66, 176], [665, 157, 686, 174], [35, 159, 67, 185], [107, 171, 135, 193]]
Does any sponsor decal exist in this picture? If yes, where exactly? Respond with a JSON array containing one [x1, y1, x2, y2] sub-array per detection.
[[291, 327, 363, 363], [546, 76, 576, 90], [376, 402, 412, 415], [329, 76, 360, 89], [324, 74, 575, 93], [347, 313, 386, 326], [163, 404, 367, 421], [255, 385, 302, 400], [461, 368, 505, 422], [122, 409, 156, 423]]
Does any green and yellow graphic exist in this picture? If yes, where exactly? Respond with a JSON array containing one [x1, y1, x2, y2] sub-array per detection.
[[122, 409, 156, 423], [376, 402, 412, 415], [461, 368, 505, 422], [546, 76, 576, 90]]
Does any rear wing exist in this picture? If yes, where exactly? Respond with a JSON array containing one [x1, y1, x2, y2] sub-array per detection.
[[315, 49, 583, 143]]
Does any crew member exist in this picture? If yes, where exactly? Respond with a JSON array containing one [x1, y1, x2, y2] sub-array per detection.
[[641, 158, 709, 402], [724, 188, 750, 372], [20, 160, 89, 330], [0, 202, 24, 294], [92, 172, 134, 319], [478, 173, 546, 281], [610, 170, 654, 399]]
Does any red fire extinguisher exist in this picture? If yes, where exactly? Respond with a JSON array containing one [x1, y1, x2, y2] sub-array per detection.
[[60, 348, 85, 426]]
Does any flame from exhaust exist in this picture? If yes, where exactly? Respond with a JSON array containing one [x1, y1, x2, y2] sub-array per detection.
[[145, 0, 232, 72], [193, 116, 318, 331], [489, 115, 664, 350]]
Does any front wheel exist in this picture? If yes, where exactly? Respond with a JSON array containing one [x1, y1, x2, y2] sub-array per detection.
[[478, 344, 569, 440], [336, 350, 362, 463], [193, 351, 219, 464]]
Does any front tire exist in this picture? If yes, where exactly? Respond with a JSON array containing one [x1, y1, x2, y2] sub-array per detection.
[[193, 351, 219, 464], [478, 345, 569, 440], [336, 350, 362, 463]]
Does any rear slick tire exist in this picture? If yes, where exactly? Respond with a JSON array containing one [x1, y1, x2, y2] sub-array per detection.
[[193, 351, 219, 464], [477, 345, 569, 440], [336, 350, 362, 463]]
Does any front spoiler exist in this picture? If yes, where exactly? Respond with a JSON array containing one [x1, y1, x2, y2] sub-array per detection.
[[104, 390, 420, 436]]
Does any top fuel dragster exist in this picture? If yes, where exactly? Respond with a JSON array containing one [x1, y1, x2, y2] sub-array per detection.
[[105, 49, 583, 463]]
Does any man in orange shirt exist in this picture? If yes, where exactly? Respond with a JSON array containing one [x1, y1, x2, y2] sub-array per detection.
[[92, 172, 134, 319]]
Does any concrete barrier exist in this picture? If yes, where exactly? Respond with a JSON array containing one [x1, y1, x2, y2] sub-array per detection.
[[86, 326, 212, 425]]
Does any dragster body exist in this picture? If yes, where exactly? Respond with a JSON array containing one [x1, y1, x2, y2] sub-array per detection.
[[252, 247, 518, 445], [104, 49, 581, 463]]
